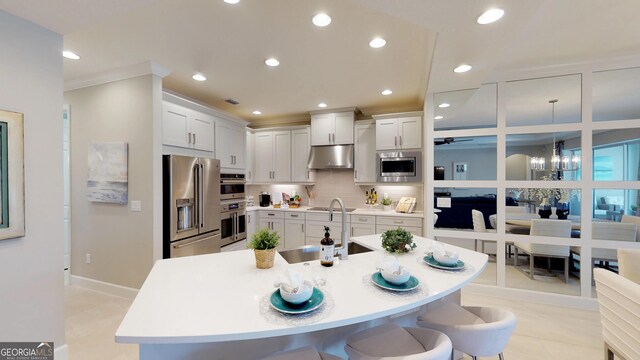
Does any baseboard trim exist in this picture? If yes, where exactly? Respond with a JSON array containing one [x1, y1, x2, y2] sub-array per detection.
[[70, 275, 139, 300], [464, 283, 599, 311], [55, 344, 69, 360]]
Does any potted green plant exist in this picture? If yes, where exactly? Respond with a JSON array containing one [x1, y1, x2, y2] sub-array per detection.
[[381, 197, 393, 211], [247, 227, 280, 269], [381, 227, 417, 254]]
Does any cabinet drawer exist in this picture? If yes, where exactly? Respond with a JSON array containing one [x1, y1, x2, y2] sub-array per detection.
[[376, 224, 422, 236], [306, 212, 349, 223], [285, 212, 306, 220], [376, 216, 422, 228], [259, 211, 284, 220], [350, 215, 375, 224]]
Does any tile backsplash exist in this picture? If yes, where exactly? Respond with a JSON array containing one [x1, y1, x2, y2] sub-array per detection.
[[246, 169, 423, 210]]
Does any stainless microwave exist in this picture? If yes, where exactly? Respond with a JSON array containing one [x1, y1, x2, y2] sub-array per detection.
[[376, 151, 422, 183]]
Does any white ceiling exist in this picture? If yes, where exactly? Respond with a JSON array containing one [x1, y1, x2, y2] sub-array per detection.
[[2, 0, 640, 126]]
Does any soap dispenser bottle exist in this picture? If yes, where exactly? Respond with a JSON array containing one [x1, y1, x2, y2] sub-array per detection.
[[320, 226, 335, 267]]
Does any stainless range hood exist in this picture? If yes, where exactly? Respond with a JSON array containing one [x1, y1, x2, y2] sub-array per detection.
[[307, 145, 354, 169]]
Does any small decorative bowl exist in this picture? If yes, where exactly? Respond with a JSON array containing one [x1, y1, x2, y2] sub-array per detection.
[[279, 281, 314, 304], [380, 267, 411, 285], [433, 251, 459, 266]]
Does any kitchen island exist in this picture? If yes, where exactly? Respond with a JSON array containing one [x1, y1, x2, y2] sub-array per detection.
[[116, 235, 488, 359]]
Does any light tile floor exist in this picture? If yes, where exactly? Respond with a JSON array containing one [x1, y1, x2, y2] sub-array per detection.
[[65, 285, 603, 360]]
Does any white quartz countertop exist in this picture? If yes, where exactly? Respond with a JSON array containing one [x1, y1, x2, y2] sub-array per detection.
[[115, 235, 487, 344], [247, 205, 424, 218]]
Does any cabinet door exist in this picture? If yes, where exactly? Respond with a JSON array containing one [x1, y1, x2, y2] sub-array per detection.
[[163, 102, 190, 148], [305, 223, 344, 245], [231, 125, 246, 169], [190, 111, 215, 151], [272, 131, 291, 182], [375, 119, 398, 150], [246, 211, 257, 240], [333, 112, 354, 145], [254, 132, 274, 182], [215, 120, 233, 167], [351, 223, 376, 237], [398, 116, 422, 149], [291, 128, 312, 182], [272, 219, 286, 250], [311, 113, 332, 145], [284, 220, 305, 249], [354, 123, 376, 183], [246, 132, 255, 182]]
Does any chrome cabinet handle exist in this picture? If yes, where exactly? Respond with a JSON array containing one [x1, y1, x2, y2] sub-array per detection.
[[268, 213, 275, 216], [393, 220, 403, 224], [302, 224, 304, 233], [290, 214, 298, 217], [394, 136, 397, 146], [332, 133, 335, 143], [354, 170, 358, 179], [359, 217, 367, 222], [399, 135, 402, 146], [248, 171, 252, 179], [193, 133, 196, 144], [307, 170, 310, 179], [328, 133, 331, 143], [188, 132, 192, 144]]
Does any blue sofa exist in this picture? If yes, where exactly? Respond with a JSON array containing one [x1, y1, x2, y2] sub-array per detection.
[[435, 195, 518, 229]]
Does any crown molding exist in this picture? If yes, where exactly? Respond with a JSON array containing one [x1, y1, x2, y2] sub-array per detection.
[[64, 61, 171, 92]]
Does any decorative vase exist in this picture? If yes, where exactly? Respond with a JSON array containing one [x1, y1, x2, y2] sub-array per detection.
[[254, 248, 276, 269], [384, 205, 392, 211], [538, 198, 552, 218], [556, 202, 570, 219]]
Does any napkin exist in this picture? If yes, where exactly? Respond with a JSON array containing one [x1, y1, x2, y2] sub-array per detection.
[[376, 255, 400, 274], [274, 268, 304, 293], [429, 240, 459, 260]]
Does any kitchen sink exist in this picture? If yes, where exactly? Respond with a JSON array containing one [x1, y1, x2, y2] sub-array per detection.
[[278, 242, 374, 264]]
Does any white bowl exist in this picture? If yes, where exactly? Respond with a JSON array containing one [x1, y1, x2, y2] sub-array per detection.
[[380, 267, 411, 285], [433, 251, 459, 266], [279, 281, 314, 304]]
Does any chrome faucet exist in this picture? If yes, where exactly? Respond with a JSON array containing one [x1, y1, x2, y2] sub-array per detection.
[[329, 198, 349, 260]]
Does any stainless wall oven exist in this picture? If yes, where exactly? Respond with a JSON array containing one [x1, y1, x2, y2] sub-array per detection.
[[220, 173, 245, 201], [220, 201, 246, 247], [376, 151, 423, 183]]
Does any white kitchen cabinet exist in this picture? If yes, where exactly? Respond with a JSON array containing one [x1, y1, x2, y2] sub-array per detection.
[[245, 131, 255, 183], [246, 210, 257, 241], [376, 216, 423, 236], [216, 119, 245, 169], [350, 214, 376, 237], [259, 211, 285, 250], [291, 127, 314, 183], [310, 111, 354, 145], [163, 101, 215, 151], [375, 114, 422, 150], [354, 121, 376, 183], [305, 212, 350, 246], [254, 131, 291, 183], [284, 212, 305, 249]]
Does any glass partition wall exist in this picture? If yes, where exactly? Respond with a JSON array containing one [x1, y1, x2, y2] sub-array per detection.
[[428, 65, 640, 299]]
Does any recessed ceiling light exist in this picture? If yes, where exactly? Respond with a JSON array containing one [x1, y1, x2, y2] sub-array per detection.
[[62, 50, 80, 60], [454, 64, 472, 73], [477, 8, 504, 25], [312, 13, 331, 27], [369, 37, 386, 49], [438, 103, 450, 108], [318, 103, 327, 108], [223, 0, 240, 4], [434, 115, 443, 120], [252, 110, 262, 115], [192, 73, 206, 81], [381, 89, 393, 96], [265, 58, 280, 67]]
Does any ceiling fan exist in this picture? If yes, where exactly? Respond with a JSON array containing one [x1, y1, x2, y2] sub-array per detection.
[[434, 137, 474, 145]]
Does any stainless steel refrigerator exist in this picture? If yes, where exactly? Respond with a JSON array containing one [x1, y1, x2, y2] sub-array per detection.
[[163, 155, 221, 258]]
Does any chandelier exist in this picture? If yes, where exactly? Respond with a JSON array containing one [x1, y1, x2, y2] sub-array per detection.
[[530, 99, 580, 172]]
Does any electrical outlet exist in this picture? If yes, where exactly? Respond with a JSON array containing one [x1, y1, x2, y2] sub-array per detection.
[[85, 253, 91, 264]]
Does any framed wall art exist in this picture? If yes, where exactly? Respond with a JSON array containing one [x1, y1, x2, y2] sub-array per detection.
[[0, 109, 25, 240]]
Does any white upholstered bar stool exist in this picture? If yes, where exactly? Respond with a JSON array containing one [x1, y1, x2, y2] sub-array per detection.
[[262, 346, 342, 360], [416, 302, 516, 360], [472, 209, 495, 253], [618, 248, 640, 284], [344, 323, 452, 360], [594, 268, 640, 360]]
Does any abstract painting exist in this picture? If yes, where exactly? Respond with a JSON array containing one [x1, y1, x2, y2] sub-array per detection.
[[87, 142, 128, 204]]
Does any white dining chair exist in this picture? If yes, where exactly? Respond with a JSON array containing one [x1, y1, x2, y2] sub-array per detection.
[[344, 323, 452, 360], [594, 268, 640, 360], [621, 215, 640, 242], [513, 219, 572, 282], [262, 346, 342, 360], [416, 302, 516, 360], [618, 248, 640, 285], [472, 209, 495, 254], [571, 222, 637, 284]]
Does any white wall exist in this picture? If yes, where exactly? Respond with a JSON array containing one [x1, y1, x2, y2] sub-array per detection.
[[65, 75, 156, 289], [0, 10, 65, 348]]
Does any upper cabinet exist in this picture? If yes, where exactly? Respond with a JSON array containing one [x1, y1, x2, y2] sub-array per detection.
[[354, 121, 376, 183], [310, 110, 355, 145], [246, 131, 255, 183], [291, 127, 315, 183], [254, 130, 291, 182], [374, 112, 422, 150], [163, 101, 214, 152], [216, 119, 245, 169]]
